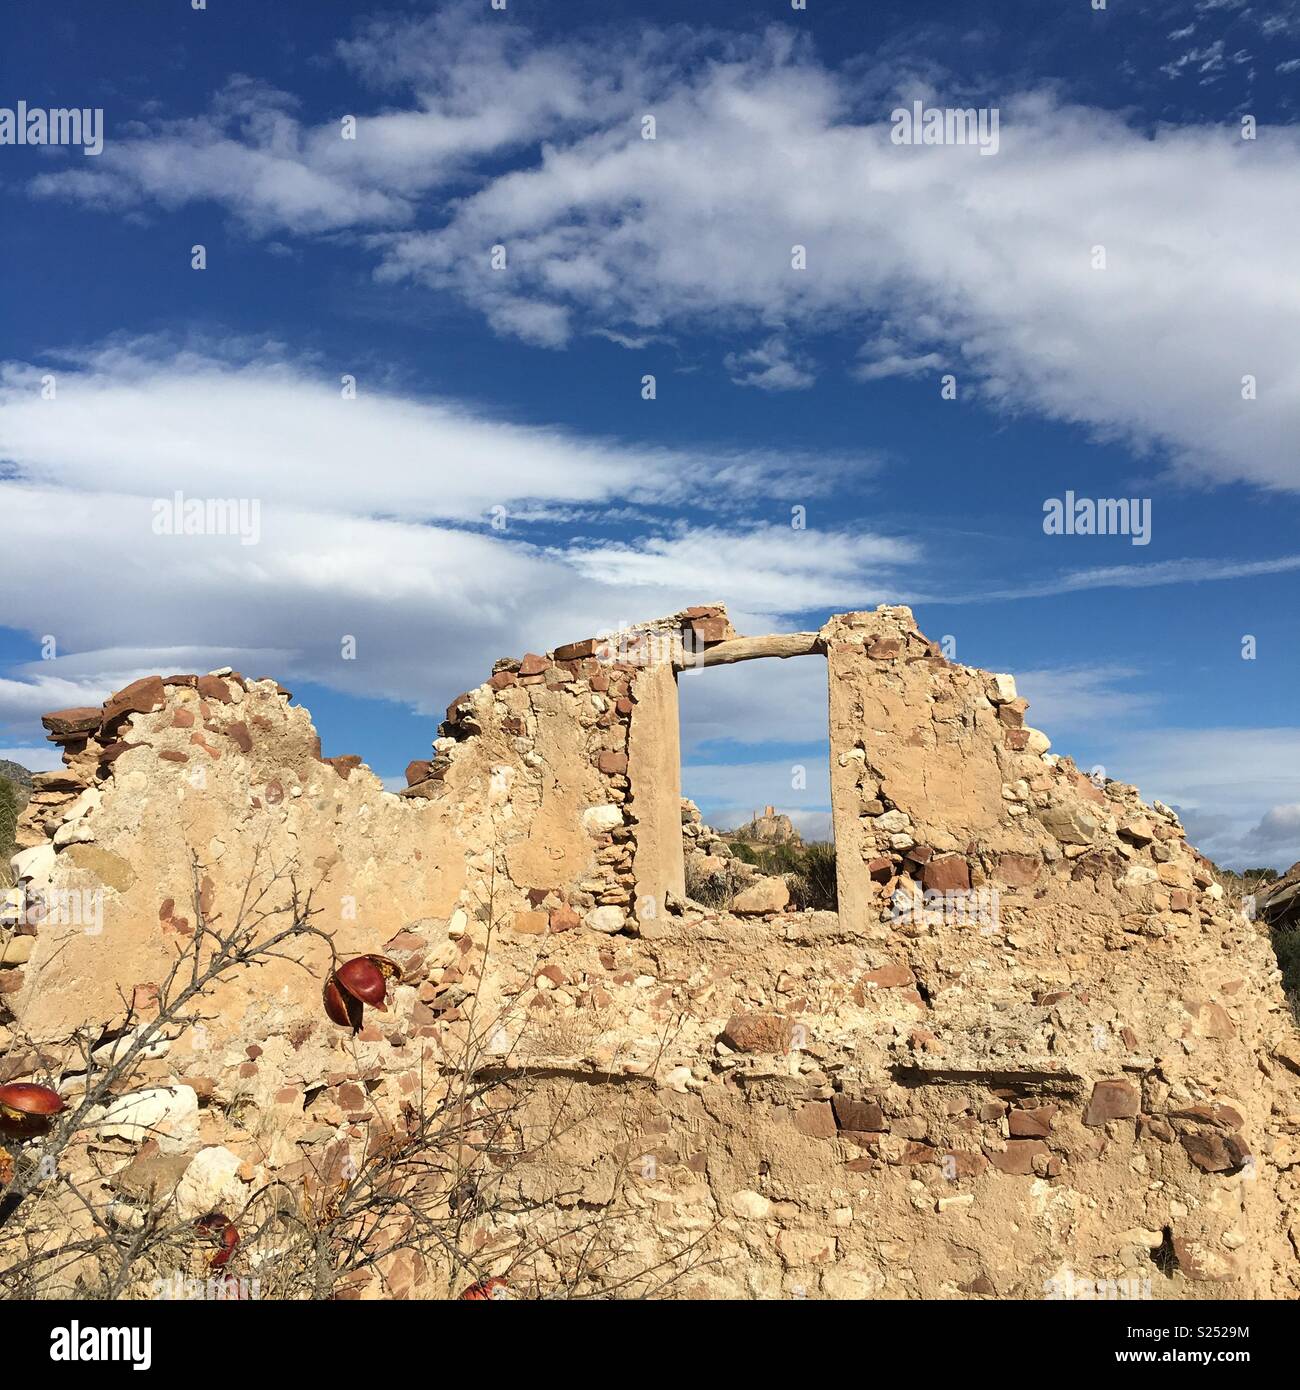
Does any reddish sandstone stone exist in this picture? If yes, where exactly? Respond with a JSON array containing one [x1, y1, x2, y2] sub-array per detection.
[[1008, 1105, 1057, 1138], [405, 759, 432, 786], [189, 733, 220, 760], [793, 1101, 837, 1139], [597, 751, 628, 775], [1180, 1130, 1251, 1173], [942, 1149, 988, 1178], [862, 962, 914, 990], [689, 616, 729, 644], [921, 856, 970, 893], [41, 707, 102, 737], [195, 675, 234, 704], [518, 653, 548, 676], [996, 699, 1028, 729], [159, 750, 189, 763], [549, 904, 580, 932], [1185, 999, 1235, 1038], [102, 676, 167, 729], [996, 853, 1040, 887], [226, 721, 252, 753], [986, 1139, 1049, 1175], [1172, 1235, 1236, 1283], [444, 693, 473, 723], [554, 639, 598, 662], [98, 740, 144, 764], [831, 1095, 887, 1132], [1083, 1079, 1141, 1127], [720, 1012, 794, 1053]]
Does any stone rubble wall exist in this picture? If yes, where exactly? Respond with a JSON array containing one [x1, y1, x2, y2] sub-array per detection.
[[2, 603, 1298, 1300]]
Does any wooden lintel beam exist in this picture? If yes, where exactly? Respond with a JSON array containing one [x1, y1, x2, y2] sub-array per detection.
[[676, 631, 824, 670]]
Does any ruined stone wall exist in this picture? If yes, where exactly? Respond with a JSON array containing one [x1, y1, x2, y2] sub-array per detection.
[[3, 603, 1298, 1300], [2, 605, 733, 1047]]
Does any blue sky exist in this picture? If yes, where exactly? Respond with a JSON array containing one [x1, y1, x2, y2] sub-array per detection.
[[1, 0, 1298, 867]]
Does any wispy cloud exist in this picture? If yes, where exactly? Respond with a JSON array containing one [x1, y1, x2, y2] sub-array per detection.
[[28, 13, 1300, 497], [924, 554, 1300, 605], [0, 340, 906, 736]]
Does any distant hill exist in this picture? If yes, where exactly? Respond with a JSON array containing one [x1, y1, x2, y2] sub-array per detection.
[[0, 758, 32, 809]]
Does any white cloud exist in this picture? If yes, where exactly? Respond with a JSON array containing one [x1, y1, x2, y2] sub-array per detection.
[[678, 656, 831, 755], [0, 341, 713, 525], [724, 337, 816, 391], [564, 525, 914, 614], [926, 554, 1300, 605], [0, 343, 904, 742], [1247, 803, 1300, 847], [681, 757, 830, 819], [1092, 726, 1300, 869], [32, 19, 1300, 496], [1012, 665, 1158, 733], [0, 746, 66, 775]]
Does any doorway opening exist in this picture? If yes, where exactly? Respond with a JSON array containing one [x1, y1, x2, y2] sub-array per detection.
[[674, 652, 836, 913]]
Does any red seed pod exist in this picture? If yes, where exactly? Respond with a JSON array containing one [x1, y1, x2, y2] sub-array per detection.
[[194, 1211, 239, 1269], [323, 973, 363, 1030], [334, 955, 396, 1009], [211, 1223, 240, 1269], [323, 955, 400, 1027], [459, 1277, 511, 1301], [0, 1082, 66, 1131]]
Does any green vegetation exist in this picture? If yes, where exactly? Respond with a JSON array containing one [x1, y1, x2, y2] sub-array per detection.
[[1273, 925, 1300, 1000], [690, 839, 838, 912], [683, 855, 751, 910], [0, 775, 19, 873], [0, 763, 31, 887], [1209, 862, 1298, 1016]]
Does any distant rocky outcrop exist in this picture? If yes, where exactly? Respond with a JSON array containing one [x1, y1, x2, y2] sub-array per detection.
[[725, 805, 802, 847]]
